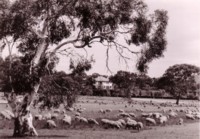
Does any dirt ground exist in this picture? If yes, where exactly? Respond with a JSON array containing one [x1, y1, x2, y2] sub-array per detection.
[[0, 122, 199, 139]]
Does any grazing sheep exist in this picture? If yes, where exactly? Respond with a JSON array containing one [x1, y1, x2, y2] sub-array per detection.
[[117, 119, 126, 126], [105, 108, 112, 112], [53, 109, 60, 114], [129, 113, 136, 118], [62, 115, 72, 125], [75, 116, 88, 123], [101, 119, 121, 129], [141, 113, 152, 118], [195, 114, 200, 119], [153, 113, 163, 119], [47, 120, 57, 128], [146, 118, 156, 126], [178, 118, 183, 125], [43, 113, 51, 120], [136, 122, 143, 131], [118, 112, 130, 118], [168, 111, 177, 118], [99, 109, 106, 114], [159, 116, 168, 125], [186, 114, 195, 120], [34, 114, 43, 120], [0, 111, 12, 120], [88, 118, 99, 125], [125, 117, 137, 129], [51, 113, 59, 119], [75, 112, 81, 117], [4, 110, 14, 118], [119, 109, 125, 113]]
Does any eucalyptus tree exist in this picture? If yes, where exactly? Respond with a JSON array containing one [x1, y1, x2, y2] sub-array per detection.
[[0, 0, 168, 137], [160, 64, 200, 104]]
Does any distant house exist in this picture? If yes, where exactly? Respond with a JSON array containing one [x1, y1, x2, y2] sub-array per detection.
[[94, 76, 114, 90]]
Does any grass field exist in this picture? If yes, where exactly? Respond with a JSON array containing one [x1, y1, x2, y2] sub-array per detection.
[[0, 96, 200, 139]]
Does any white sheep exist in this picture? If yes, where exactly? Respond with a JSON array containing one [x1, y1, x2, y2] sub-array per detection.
[[75, 112, 81, 117], [51, 113, 59, 119], [152, 113, 163, 119], [129, 113, 136, 118], [168, 111, 177, 118], [105, 108, 112, 112], [118, 112, 130, 118], [75, 116, 88, 123], [136, 122, 143, 131], [146, 117, 156, 126], [62, 114, 72, 125], [34, 114, 43, 120], [117, 119, 126, 126], [185, 114, 195, 120], [0, 111, 12, 120], [125, 117, 137, 129], [47, 119, 57, 128], [178, 118, 183, 125], [159, 115, 168, 124], [119, 109, 125, 113], [4, 110, 14, 118], [43, 113, 51, 120], [88, 118, 99, 125]]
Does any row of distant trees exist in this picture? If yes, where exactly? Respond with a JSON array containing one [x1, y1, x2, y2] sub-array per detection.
[[1, 56, 199, 105], [109, 64, 200, 105]]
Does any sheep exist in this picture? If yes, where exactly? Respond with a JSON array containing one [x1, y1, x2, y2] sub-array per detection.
[[46, 120, 57, 128], [178, 118, 183, 125], [53, 109, 60, 114], [136, 122, 143, 131], [118, 112, 130, 118], [4, 110, 14, 118], [51, 113, 59, 119], [88, 118, 99, 125], [195, 114, 200, 119], [185, 114, 195, 120], [168, 111, 177, 118], [105, 108, 112, 112], [75, 112, 81, 117], [146, 117, 156, 126], [62, 114, 72, 125], [117, 119, 126, 126], [99, 109, 106, 114], [129, 113, 136, 118], [119, 109, 125, 113], [159, 115, 168, 125], [75, 116, 88, 123], [141, 113, 152, 118], [101, 119, 121, 129], [43, 113, 51, 120], [152, 113, 163, 119], [34, 114, 43, 120], [0, 111, 12, 120], [125, 117, 137, 129]]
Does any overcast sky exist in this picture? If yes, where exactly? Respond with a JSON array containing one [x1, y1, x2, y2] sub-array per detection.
[[2, 0, 200, 78], [56, 0, 200, 77]]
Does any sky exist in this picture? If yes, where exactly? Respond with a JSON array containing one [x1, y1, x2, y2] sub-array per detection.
[[57, 0, 200, 77], [2, 0, 200, 78]]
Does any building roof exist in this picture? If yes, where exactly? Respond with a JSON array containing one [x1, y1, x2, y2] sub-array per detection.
[[95, 76, 109, 82]]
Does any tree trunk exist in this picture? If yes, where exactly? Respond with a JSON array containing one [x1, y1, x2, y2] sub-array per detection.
[[176, 92, 181, 105], [13, 112, 38, 137], [8, 38, 48, 137]]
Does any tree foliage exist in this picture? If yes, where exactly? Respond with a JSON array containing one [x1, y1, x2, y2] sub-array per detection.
[[157, 64, 200, 104]]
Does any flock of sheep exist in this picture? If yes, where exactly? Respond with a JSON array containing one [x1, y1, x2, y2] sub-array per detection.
[[0, 99, 200, 132]]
